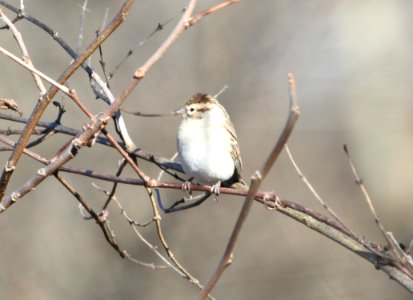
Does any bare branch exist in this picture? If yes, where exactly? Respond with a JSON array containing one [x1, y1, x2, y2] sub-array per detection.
[[54, 173, 126, 258], [92, 183, 168, 269], [199, 172, 261, 299], [76, 0, 89, 54], [0, 45, 71, 94], [187, 0, 240, 27], [344, 145, 413, 275], [265, 197, 413, 293], [0, 8, 47, 94], [261, 73, 300, 178], [285, 144, 350, 228], [108, 8, 183, 79]]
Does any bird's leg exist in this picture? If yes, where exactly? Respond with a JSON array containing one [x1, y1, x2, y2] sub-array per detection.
[[181, 180, 193, 201], [210, 180, 221, 201]]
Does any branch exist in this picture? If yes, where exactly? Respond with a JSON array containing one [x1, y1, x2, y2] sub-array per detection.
[[0, 8, 47, 94], [187, 0, 240, 27], [0, 44, 94, 118], [344, 145, 413, 275], [285, 144, 354, 234], [54, 173, 127, 258], [266, 197, 413, 293]]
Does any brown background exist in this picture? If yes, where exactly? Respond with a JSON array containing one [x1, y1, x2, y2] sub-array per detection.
[[0, 1, 412, 299]]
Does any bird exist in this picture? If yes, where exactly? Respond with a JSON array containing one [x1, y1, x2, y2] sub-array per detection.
[[176, 93, 247, 195]]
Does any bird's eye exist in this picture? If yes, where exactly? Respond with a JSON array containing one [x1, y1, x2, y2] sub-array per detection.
[[189, 107, 195, 112]]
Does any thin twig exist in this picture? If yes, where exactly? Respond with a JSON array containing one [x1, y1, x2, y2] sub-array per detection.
[[0, 45, 95, 117], [108, 8, 183, 79], [145, 183, 210, 297], [102, 158, 128, 209], [344, 145, 413, 275], [285, 144, 348, 227], [261, 73, 300, 178], [92, 183, 167, 268], [102, 130, 149, 183], [117, 204, 171, 269], [25, 102, 66, 148], [0, 45, 70, 93], [0, 8, 47, 94], [263, 196, 413, 292], [187, 0, 240, 27], [96, 7, 111, 87], [285, 144, 388, 258], [54, 172, 126, 258], [199, 172, 261, 300], [76, 0, 89, 54]]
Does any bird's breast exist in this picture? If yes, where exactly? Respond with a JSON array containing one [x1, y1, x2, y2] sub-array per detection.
[[177, 120, 234, 183]]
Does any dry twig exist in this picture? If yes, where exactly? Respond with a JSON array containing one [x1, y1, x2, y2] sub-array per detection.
[[285, 144, 352, 232], [344, 145, 413, 275]]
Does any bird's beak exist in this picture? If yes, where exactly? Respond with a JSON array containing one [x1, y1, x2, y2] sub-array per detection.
[[173, 107, 186, 116]]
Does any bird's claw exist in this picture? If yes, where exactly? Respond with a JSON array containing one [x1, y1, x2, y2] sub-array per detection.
[[181, 181, 192, 201], [210, 181, 221, 201]]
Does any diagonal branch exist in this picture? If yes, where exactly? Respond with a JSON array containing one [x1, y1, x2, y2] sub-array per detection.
[[199, 73, 300, 299], [344, 145, 413, 275], [0, 8, 46, 94]]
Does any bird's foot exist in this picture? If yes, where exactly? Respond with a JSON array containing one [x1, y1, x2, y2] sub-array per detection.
[[210, 181, 221, 201], [181, 181, 192, 201]]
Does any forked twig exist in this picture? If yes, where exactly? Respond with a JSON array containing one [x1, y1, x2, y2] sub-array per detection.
[[108, 8, 184, 80], [54, 173, 126, 258], [344, 145, 413, 275], [285, 144, 350, 230], [0, 8, 46, 94], [145, 183, 212, 297], [199, 173, 261, 300], [92, 183, 168, 269], [199, 73, 300, 299], [0, 45, 94, 118], [187, 0, 240, 27]]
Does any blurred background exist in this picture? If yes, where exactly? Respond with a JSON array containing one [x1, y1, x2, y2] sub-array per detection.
[[0, 0, 413, 299]]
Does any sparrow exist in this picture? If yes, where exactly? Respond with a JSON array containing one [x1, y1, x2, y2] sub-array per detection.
[[176, 93, 247, 195]]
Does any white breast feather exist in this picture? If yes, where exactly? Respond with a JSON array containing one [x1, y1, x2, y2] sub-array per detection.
[[177, 106, 235, 184]]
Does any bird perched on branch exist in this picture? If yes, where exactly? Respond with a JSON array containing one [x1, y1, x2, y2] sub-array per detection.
[[176, 93, 247, 195]]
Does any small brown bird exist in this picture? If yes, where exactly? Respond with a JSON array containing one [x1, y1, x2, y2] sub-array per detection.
[[176, 93, 247, 194]]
